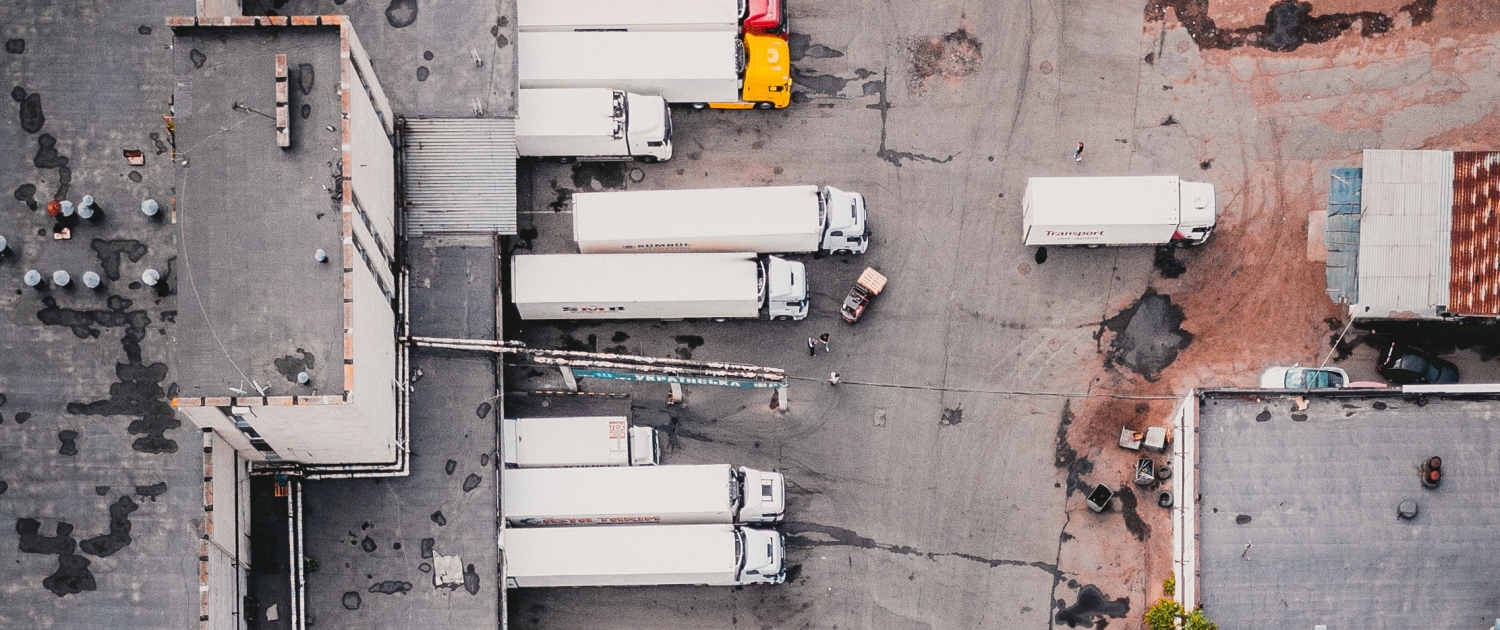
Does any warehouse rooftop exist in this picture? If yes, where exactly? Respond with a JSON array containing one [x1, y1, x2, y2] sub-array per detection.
[[1197, 391, 1500, 629], [170, 24, 346, 399]]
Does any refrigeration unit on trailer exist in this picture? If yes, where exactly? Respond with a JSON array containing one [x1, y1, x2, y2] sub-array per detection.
[[516, 88, 672, 162], [510, 252, 808, 320], [571, 184, 869, 255], [1021, 176, 1217, 247], [502, 416, 660, 468], [503, 523, 786, 587], [502, 463, 784, 525], [517, 31, 791, 109]]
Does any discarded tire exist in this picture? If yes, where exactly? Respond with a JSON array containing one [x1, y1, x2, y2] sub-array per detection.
[[1156, 465, 1173, 480], [1157, 490, 1174, 508]]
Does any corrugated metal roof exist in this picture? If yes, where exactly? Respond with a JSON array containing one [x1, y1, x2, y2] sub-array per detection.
[[1352, 149, 1453, 319], [1448, 152, 1500, 317], [1325, 167, 1362, 304], [402, 118, 517, 236]]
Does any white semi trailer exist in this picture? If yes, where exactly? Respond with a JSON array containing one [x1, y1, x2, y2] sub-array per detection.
[[502, 464, 784, 526], [516, 88, 672, 162], [502, 416, 660, 468], [517, 0, 741, 32], [510, 252, 808, 321], [571, 185, 870, 255], [503, 524, 786, 587], [1021, 176, 1217, 247], [518, 31, 743, 105]]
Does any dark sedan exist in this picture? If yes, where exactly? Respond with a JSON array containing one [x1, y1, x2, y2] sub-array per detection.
[[1376, 344, 1459, 385]]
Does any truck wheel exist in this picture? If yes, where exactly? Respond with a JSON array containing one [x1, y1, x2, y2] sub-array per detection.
[[757, 101, 773, 110], [692, 103, 708, 110], [636, 156, 659, 164], [555, 156, 576, 165], [774, 315, 790, 321]]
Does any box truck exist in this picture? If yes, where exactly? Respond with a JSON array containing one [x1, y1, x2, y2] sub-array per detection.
[[503, 464, 784, 525], [504, 524, 786, 587], [516, 89, 672, 162], [572, 185, 869, 255], [511, 252, 808, 321], [503, 416, 660, 468], [1021, 176, 1217, 247], [517, 31, 791, 109]]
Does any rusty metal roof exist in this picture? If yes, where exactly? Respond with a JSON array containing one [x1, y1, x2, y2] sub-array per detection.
[[1448, 152, 1500, 317]]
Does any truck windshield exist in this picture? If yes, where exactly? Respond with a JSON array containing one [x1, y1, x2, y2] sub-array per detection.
[[730, 469, 743, 510], [735, 529, 746, 571]]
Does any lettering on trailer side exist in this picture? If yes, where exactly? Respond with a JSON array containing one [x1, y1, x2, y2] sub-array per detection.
[[561, 306, 627, 313], [620, 243, 692, 251], [515, 516, 664, 525], [608, 419, 627, 440], [1044, 230, 1106, 237]]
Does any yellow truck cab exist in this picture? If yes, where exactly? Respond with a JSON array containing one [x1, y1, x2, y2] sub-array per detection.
[[712, 33, 791, 109]]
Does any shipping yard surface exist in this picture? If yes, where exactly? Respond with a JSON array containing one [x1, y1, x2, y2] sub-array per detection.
[[3, 1, 1500, 630]]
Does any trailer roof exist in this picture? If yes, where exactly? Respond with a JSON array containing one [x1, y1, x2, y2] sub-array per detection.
[[518, 31, 741, 82], [512, 253, 760, 304], [1024, 176, 1182, 226], [572, 185, 822, 242], [505, 524, 738, 577], [503, 464, 733, 520], [518, 0, 742, 30], [516, 89, 620, 139]]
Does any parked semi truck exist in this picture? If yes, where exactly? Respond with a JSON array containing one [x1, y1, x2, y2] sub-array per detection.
[[503, 416, 660, 468], [510, 252, 808, 321], [517, 31, 792, 109], [504, 524, 786, 587], [516, 89, 672, 162], [502, 464, 784, 526], [572, 185, 868, 255], [518, 0, 785, 34], [1021, 176, 1217, 247]]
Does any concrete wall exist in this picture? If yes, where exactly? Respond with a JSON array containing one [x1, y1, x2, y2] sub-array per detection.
[[349, 252, 399, 453], [348, 72, 396, 254], [181, 407, 268, 463]]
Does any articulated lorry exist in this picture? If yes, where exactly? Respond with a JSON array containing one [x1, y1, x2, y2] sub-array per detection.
[[502, 416, 660, 468], [517, 31, 791, 109], [511, 252, 808, 321], [572, 185, 869, 255], [1021, 176, 1217, 247], [516, 88, 672, 162], [518, 0, 786, 34], [504, 523, 786, 587], [502, 464, 784, 526]]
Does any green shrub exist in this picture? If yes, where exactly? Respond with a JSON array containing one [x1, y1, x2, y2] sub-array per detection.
[[1163, 575, 1175, 597], [1144, 599, 1181, 630]]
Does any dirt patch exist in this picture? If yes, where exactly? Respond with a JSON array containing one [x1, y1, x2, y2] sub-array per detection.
[[907, 28, 982, 95], [1147, 0, 1434, 52], [1054, 584, 1131, 628]]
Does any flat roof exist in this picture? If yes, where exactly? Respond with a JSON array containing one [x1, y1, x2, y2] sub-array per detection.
[[171, 26, 345, 398], [1197, 392, 1500, 628]]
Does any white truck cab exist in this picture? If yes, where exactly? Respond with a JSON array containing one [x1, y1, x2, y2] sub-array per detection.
[[763, 256, 808, 320], [1175, 181, 1216, 244], [737, 467, 785, 522], [738, 527, 786, 584], [820, 186, 869, 254]]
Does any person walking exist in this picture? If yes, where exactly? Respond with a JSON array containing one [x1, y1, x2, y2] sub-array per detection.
[[819, 333, 831, 352], [1074, 142, 1084, 162], [807, 337, 817, 356], [828, 372, 840, 386]]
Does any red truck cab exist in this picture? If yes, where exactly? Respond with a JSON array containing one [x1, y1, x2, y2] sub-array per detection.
[[745, 0, 786, 35]]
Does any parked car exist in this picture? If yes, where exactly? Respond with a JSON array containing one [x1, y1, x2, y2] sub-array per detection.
[[1376, 344, 1459, 385], [1259, 365, 1349, 389]]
